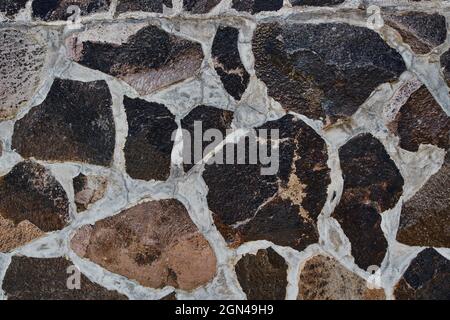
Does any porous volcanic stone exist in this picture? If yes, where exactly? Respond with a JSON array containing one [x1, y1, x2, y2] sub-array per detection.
[[12, 78, 115, 166], [252, 22, 406, 123], [71, 199, 217, 290], [212, 26, 249, 101], [73, 173, 108, 212], [2, 256, 127, 300], [394, 248, 450, 300], [124, 96, 177, 181], [183, 0, 221, 13], [231, 0, 283, 14], [0, 0, 27, 17], [291, 0, 345, 6], [69, 25, 203, 95], [396, 152, 450, 247], [116, 0, 172, 13], [32, 0, 111, 21], [298, 255, 385, 300], [235, 248, 288, 300], [332, 133, 404, 270], [0, 29, 47, 120]]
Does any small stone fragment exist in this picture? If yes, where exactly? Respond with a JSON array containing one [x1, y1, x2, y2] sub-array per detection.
[[71, 199, 217, 290], [231, 0, 283, 14], [332, 133, 404, 270], [73, 173, 108, 212], [183, 0, 221, 14], [212, 26, 249, 101], [12, 78, 115, 166], [32, 0, 111, 21], [441, 50, 450, 84], [235, 248, 288, 300], [3, 256, 127, 300], [298, 255, 385, 300], [394, 248, 450, 300], [0, 0, 28, 17], [116, 0, 172, 13], [124, 97, 177, 181], [160, 292, 177, 300], [291, 0, 345, 6], [0, 29, 47, 120]]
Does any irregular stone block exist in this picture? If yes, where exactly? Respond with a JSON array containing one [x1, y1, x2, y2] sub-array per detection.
[[0, 161, 70, 252], [0, 0, 28, 17], [116, 0, 172, 13], [3, 256, 127, 300], [203, 115, 330, 250], [71, 199, 217, 290], [212, 26, 250, 101], [397, 152, 450, 247], [231, 0, 283, 14], [69, 25, 204, 96], [32, 0, 111, 21], [441, 50, 450, 84], [385, 12, 447, 55], [0, 29, 47, 120], [332, 134, 404, 269], [124, 97, 177, 181], [235, 248, 288, 300], [298, 255, 385, 300], [12, 78, 115, 166], [394, 248, 450, 300], [73, 173, 108, 212], [183, 0, 221, 14], [253, 22, 406, 123], [390, 85, 449, 152], [291, 0, 345, 6]]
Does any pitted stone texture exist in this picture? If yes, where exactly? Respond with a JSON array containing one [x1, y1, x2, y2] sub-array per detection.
[[12, 78, 115, 166], [441, 50, 450, 84], [231, 0, 283, 14], [253, 23, 406, 123], [73, 173, 108, 212], [332, 134, 404, 270], [124, 97, 177, 181], [235, 248, 288, 300], [298, 255, 385, 300], [183, 0, 221, 13], [116, 0, 172, 13], [0, 29, 47, 120], [385, 12, 447, 55], [69, 25, 203, 95], [0, 0, 27, 17], [212, 26, 249, 101], [3, 256, 127, 300], [0, 161, 70, 252], [394, 248, 450, 300], [291, 0, 345, 6], [397, 152, 450, 247], [32, 0, 111, 21], [181, 105, 233, 172], [71, 199, 217, 290], [391, 85, 449, 152], [203, 115, 330, 250]]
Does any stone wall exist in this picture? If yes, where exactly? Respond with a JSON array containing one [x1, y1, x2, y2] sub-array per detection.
[[0, 0, 449, 300]]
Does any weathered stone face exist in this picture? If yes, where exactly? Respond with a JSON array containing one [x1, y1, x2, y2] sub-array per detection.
[[441, 50, 450, 84], [32, 0, 111, 21], [332, 133, 404, 270], [73, 173, 108, 212], [231, 0, 283, 14], [0, 0, 28, 17], [124, 97, 177, 181], [394, 248, 450, 300], [116, 0, 172, 14], [183, 0, 221, 14], [71, 199, 217, 290], [291, 0, 345, 6], [253, 22, 406, 123], [298, 255, 385, 300], [12, 78, 115, 166], [235, 248, 288, 300], [69, 25, 204, 95], [0, 29, 47, 120], [3, 256, 127, 300], [0, 161, 70, 252], [203, 115, 330, 250]]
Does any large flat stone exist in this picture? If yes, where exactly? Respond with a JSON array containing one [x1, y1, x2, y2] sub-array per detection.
[[116, 0, 172, 14], [231, 0, 283, 14], [32, 0, 111, 21]]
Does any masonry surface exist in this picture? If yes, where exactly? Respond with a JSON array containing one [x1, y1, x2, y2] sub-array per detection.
[[0, 0, 449, 300]]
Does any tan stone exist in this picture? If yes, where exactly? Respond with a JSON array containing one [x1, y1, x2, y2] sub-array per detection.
[[0, 215, 44, 252]]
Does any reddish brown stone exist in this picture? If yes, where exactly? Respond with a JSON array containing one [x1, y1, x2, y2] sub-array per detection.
[[73, 173, 108, 212], [32, 0, 111, 21]]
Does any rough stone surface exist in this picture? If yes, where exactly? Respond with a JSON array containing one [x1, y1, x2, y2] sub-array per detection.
[[0, 0, 28, 17], [441, 50, 450, 84], [212, 26, 249, 101], [183, 0, 221, 14], [298, 255, 385, 300], [253, 22, 406, 123], [332, 134, 404, 270], [394, 248, 450, 300], [32, 0, 111, 21], [124, 96, 177, 181], [12, 78, 115, 166], [235, 248, 288, 300], [71, 199, 217, 290], [73, 173, 108, 212], [3, 256, 127, 300], [0, 29, 47, 120], [116, 0, 172, 14], [231, 0, 283, 14], [291, 0, 345, 6]]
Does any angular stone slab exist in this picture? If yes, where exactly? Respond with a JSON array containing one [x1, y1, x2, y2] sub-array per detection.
[[291, 0, 345, 6], [73, 173, 108, 212], [253, 22, 406, 123], [231, 0, 283, 14], [71, 199, 217, 290], [183, 0, 221, 14], [3, 256, 127, 300], [12, 78, 115, 166], [235, 248, 288, 300], [32, 0, 111, 21], [0, 0, 28, 17], [332, 134, 404, 270], [116, 0, 172, 14]]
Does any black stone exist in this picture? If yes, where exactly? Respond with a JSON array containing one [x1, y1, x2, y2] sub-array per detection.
[[232, 0, 283, 14]]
